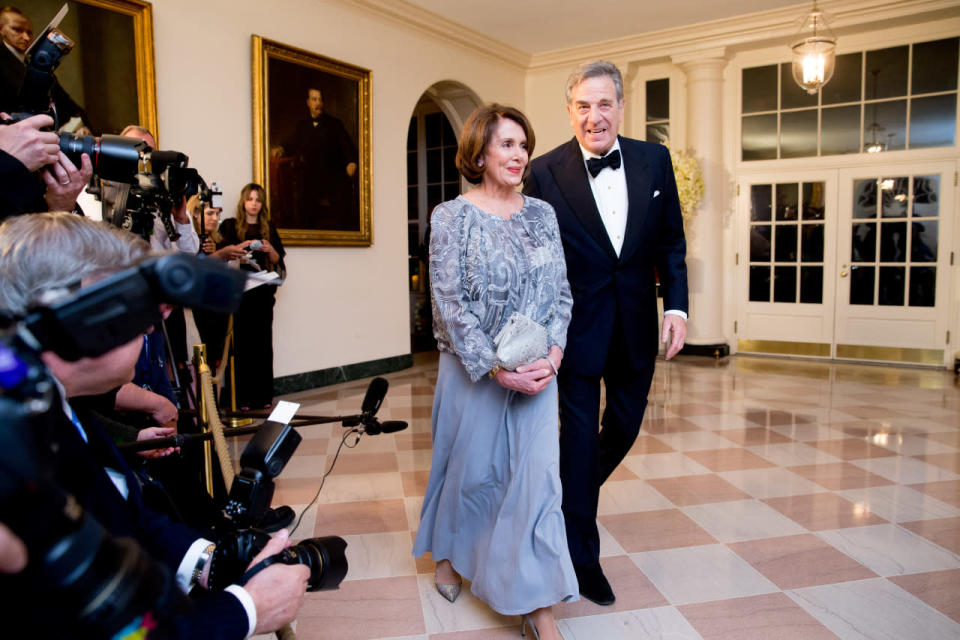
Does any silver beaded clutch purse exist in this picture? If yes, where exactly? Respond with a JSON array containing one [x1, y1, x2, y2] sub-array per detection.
[[493, 312, 548, 371]]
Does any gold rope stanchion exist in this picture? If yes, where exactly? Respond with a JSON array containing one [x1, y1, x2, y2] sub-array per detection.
[[193, 345, 216, 497], [198, 352, 236, 491]]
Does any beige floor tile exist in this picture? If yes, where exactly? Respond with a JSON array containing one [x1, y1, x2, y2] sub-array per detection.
[[718, 467, 829, 499], [295, 576, 425, 640], [312, 498, 409, 535], [599, 508, 716, 552], [889, 569, 960, 624], [679, 592, 840, 640], [909, 479, 960, 509], [621, 452, 712, 479], [684, 448, 777, 472], [915, 453, 960, 474], [901, 517, 960, 555], [642, 416, 704, 434], [714, 427, 794, 446], [646, 474, 752, 506], [763, 493, 887, 530], [808, 438, 899, 460], [788, 462, 895, 490], [556, 555, 668, 618], [728, 533, 877, 589], [628, 435, 676, 455], [343, 531, 418, 580]]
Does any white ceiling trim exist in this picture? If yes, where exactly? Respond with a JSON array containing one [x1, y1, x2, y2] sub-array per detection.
[[340, 0, 959, 72], [339, 0, 532, 70]]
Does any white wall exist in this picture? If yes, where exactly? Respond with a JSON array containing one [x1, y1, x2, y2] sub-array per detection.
[[147, 0, 525, 377]]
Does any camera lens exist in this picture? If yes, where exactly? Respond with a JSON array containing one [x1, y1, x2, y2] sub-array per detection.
[[285, 536, 348, 592], [58, 133, 145, 183]]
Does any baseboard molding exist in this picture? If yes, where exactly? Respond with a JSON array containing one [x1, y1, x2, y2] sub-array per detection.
[[680, 342, 730, 358], [273, 353, 415, 395]]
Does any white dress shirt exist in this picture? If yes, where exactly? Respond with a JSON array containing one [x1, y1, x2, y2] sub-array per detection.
[[579, 141, 687, 321]]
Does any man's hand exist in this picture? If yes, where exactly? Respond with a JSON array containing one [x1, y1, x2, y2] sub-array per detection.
[[171, 195, 190, 224], [244, 529, 309, 635], [0, 114, 59, 171], [661, 314, 687, 360], [345, 161, 357, 178], [42, 152, 93, 212], [136, 426, 177, 459], [0, 522, 27, 574], [270, 146, 285, 159]]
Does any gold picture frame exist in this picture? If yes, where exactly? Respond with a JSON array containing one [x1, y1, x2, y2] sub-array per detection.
[[32, 0, 157, 136], [252, 36, 372, 246]]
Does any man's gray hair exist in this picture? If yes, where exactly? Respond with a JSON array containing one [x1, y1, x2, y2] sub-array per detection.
[[565, 60, 624, 104], [0, 212, 149, 315]]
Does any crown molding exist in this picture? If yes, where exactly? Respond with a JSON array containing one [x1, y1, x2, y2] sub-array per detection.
[[528, 0, 960, 70], [338, 0, 531, 70]]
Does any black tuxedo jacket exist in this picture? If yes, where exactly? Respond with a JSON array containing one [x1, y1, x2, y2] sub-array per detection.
[[523, 136, 687, 375]]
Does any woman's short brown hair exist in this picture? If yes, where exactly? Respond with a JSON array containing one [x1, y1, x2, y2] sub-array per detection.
[[455, 103, 535, 185]]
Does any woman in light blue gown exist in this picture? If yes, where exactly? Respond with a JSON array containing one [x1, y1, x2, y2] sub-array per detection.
[[413, 103, 577, 640]]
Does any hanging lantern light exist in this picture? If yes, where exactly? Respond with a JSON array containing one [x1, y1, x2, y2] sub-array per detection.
[[791, 1, 837, 95]]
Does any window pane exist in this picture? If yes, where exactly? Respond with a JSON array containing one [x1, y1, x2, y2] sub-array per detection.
[[751, 184, 772, 221], [864, 100, 907, 151], [866, 46, 909, 99], [821, 105, 861, 155], [646, 123, 670, 144], [880, 221, 907, 262], [407, 186, 418, 219], [441, 117, 457, 146], [443, 181, 460, 200], [880, 177, 909, 218], [774, 266, 797, 302], [853, 179, 878, 219], [801, 224, 825, 262], [822, 52, 863, 105], [427, 149, 443, 183], [407, 151, 417, 185], [742, 114, 778, 160], [852, 223, 876, 262], [781, 62, 819, 110], [751, 225, 771, 262], [878, 266, 905, 305], [800, 266, 823, 304], [910, 94, 957, 149], [913, 176, 940, 217], [443, 147, 457, 181], [646, 78, 670, 121], [802, 182, 825, 220], [427, 184, 442, 211], [743, 65, 778, 113], [407, 117, 417, 151], [749, 266, 770, 302], [775, 225, 798, 262], [912, 38, 959, 94], [780, 109, 817, 158], [911, 220, 938, 262], [850, 266, 875, 304], [909, 266, 936, 307], [775, 183, 799, 221], [425, 112, 442, 147]]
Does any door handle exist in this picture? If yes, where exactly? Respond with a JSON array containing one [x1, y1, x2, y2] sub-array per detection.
[[840, 263, 848, 278]]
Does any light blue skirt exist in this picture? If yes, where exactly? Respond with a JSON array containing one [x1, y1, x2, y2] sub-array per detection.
[[413, 352, 579, 615]]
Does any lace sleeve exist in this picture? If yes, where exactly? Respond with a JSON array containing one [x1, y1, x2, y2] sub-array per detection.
[[429, 202, 497, 381], [543, 205, 572, 351]]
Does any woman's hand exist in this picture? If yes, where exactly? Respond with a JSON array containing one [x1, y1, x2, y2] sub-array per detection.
[[217, 241, 252, 261], [494, 365, 552, 395], [259, 238, 280, 265], [201, 237, 218, 255]]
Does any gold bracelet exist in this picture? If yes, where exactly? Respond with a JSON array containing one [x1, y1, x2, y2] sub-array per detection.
[[488, 365, 502, 379]]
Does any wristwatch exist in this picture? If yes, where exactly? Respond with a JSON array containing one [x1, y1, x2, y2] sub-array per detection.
[[191, 542, 216, 588]]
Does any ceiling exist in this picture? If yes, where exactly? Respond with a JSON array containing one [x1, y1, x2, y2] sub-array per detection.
[[404, 0, 807, 54]]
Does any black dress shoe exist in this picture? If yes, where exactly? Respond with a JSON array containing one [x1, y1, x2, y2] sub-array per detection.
[[256, 505, 295, 532], [574, 563, 615, 606]]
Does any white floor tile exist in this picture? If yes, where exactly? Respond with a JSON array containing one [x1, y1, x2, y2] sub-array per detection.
[[836, 485, 960, 523], [816, 524, 960, 576], [682, 499, 809, 542], [718, 467, 829, 498], [621, 453, 712, 479], [561, 607, 703, 640]]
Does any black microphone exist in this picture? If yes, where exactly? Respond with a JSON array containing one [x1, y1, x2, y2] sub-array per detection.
[[361, 377, 389, 416], [360, 420, 408, 436]]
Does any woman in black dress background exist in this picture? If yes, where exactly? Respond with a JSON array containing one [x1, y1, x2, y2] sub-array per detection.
[[217, 183, 285, 409]]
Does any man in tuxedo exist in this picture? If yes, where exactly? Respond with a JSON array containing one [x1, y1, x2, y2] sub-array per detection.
[[523, 60, 688, 606]]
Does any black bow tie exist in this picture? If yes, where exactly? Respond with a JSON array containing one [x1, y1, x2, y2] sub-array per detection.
[[586, 149, 621, 178]]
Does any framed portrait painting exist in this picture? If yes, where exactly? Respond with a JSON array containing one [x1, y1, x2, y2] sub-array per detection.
[[21, 0, 158, 136], [252, 36, 372, 246]]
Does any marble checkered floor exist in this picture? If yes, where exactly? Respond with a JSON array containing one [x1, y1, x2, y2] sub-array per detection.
[[246, 353, 960, 639]]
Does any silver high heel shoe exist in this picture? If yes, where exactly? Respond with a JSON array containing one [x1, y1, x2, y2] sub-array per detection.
[[521, 614, 564, 639], [434, 574, 462, 603]]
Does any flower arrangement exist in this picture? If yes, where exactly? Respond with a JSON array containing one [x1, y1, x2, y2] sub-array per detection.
[[664, 142, 704, 221]]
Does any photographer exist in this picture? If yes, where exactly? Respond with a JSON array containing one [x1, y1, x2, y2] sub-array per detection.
[[0, 112, 90, 218], [0, 212, 308, 638]]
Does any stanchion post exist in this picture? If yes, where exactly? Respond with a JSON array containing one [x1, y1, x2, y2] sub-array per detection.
[[193, 344, 215, 498]]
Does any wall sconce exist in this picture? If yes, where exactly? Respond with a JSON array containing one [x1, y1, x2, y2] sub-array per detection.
[[791, 1, 837, 95]]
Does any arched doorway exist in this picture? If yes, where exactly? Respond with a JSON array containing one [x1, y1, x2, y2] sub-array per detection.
[[406, 81, 481, 352]]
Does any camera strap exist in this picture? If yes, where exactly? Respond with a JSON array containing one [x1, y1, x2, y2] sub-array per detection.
[[233, 549, 294, 587]]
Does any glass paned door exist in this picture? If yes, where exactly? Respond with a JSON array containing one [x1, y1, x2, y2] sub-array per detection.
[[835, 162, 954, 365]]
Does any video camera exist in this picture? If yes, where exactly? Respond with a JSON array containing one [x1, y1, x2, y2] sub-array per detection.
[[0, 253, 246, 637]]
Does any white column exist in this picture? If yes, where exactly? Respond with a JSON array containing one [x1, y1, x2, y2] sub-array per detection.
[[673, 48, 727, 347]]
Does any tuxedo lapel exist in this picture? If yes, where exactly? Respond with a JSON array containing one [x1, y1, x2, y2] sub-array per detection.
[[618, 138, 652, 265], [548, 138, 618, 260]]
